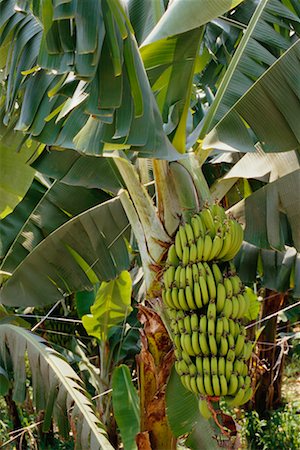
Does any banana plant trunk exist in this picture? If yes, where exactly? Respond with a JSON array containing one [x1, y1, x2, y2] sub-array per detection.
[[136, 304, 176, 450], [254, 289, 287, 415]]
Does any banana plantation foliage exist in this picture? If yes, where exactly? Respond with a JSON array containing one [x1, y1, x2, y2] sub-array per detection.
[[0, 0, 300, 449]]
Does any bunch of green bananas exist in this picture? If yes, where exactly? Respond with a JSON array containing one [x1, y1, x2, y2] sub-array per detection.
[[162, 204, 253, 418]]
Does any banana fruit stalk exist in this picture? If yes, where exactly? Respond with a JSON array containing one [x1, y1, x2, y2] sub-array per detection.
[[162, 204, 253, 418]]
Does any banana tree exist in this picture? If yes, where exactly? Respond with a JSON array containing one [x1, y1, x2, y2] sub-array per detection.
[[0, 0, 300, 448]]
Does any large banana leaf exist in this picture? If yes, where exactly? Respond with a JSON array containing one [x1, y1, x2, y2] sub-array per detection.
[[0, 197, 130, 307], [142, 0, 244, 45], [230, 169, 300, 251], [1, 181, 111, 273], [200, 0, 300, 136], [0, 179, 46, 260], [0, 323, 114, 449], [31, 148, 124, 193], [0, 0, 178, 159], [235, 243, 299, 296], [112, 364, 140, 450], [203, 39, 300, 153], [127, 0, 165, 45], [211, 147, 299, 201]]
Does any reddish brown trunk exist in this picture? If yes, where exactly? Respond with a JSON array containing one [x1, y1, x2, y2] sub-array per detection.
[[254, 290, 287, 415], [136, 304, 176, 450]]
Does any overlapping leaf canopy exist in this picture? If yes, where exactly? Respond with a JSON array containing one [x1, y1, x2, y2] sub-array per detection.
[[0, 0, 177, 158]]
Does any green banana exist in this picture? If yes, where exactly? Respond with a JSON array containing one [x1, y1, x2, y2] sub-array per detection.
[[241, 387, 253, 405], [182, 246, 190, 267], [199, 276, 209, 305], [209, 234, 223, 261], [171, 288, 181, 309], [199, 332, 210, 356], [166, 244, 180, 267], [185, 223, 195, 246], [189, 362, 197, 377], [189, 376, 199, 395], [191, 216, 201, 240], [177, 318, 185, 334], [170, 319, 179, 335], [217, 230, 232, 260], [220, 335, 229, 356], [212, 374, 221, 396], [207, 318, 215, 336], [185, 265, 193, 288], [228, 319, 236, 338], [227, 333, 235, 350], [224, 277, 233, 298], [179, 267, 186, 289], [166, 289, 176, 309], [174, 335, 181, 349], [222, 298, 233, 319], [212, 262, 223, 284], [199, 399, 212, 419], [218, 357, 226, 376], [189, 243, 197, 264], [196, 357, 203, 375], [233, 359, 243, 376], [231, 296, 239, 319], [184, 315, 192, 334], [220, 374, 228, 396], [243, 341, 252, 361], [207, 301, 217, 321], [190, 313, 199, 331], [175, 232, 183, 260], [192, 264, 199, 283], [174, 266, 182, 288], [222, 317, 230, 334], [227, 348, 236, 362], [204, 373, 214, 396], [196, 375, 206, 395], [200, 208, 215, 237], [206, 272, 217, 300], [228, 373, 238, 395], [183, 374, 192, 391], [203, 357, 211, 375], [242, 363, 248, 377], [208, 333, 218, 356], [234, 321, 241, 338], [197, 262, 207, 279], [210, 356, 218, 375], [230, 275, 242, 295], [210, 203, 227, 221], [185, 333, 196, 356], [237, 293, 246, 319], [235, 334, 245, 357], [226, 386, 246, 407], [178, 288, 189, 311], [179, 225, 188, 249], [186, 285, 197, 309], [199, 315, 207, 333], [194, 282, 203, 308], [238, 375, 245, 389], [225, 360, 234, 383], [202, 234, 213, 261], [192, 331, 201, 354], [216, 318, 224, 344], [197, 236, 204, 261], [216, 283, 226, 313], [182, 350, 192, 364]]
